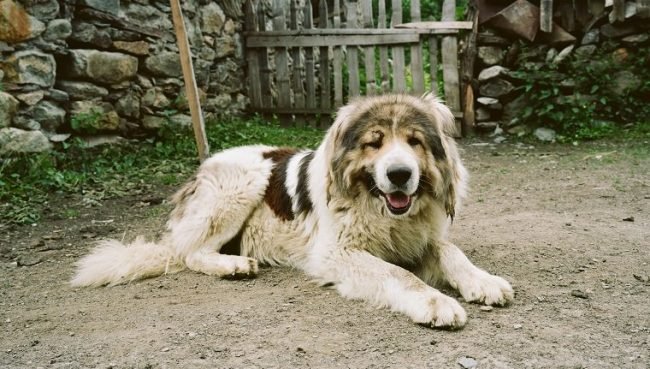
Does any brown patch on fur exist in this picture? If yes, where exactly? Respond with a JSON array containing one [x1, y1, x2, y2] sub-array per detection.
[[263, 148, 299, 221]]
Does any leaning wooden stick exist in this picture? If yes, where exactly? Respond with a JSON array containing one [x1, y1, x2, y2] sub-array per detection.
[[170, 0, 209, 162]]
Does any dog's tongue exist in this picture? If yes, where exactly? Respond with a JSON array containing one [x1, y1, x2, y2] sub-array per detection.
[[386, 192, 410, 209]]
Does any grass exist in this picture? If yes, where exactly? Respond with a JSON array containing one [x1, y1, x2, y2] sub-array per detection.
[[0, 116, 324, 226]]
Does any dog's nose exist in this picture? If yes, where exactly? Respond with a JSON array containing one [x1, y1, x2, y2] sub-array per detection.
[[387, 166, 412, 186]]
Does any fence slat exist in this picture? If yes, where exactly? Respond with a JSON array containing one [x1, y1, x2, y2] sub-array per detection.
[[429, 37, 439, 94], [378, 0, 390, 92], [587, 0, 605, 15], [333, 0, 343, 107], [611, 0, 625, 22], [361, 0, 376, 95], [639, 0, 650, 18], [540, 0, 553, 32], [441, 0, 461, 136], [257, 4, 272, 108], [318, 0, 331, 123], [273, 2, 291, 112], [346, 2, 360, 97], [304, 1, 316, 110], [410, 0, 424, 95], [290, 0, 305, 110], [391, 0, 406, 92], [244, 0, 262, 109]]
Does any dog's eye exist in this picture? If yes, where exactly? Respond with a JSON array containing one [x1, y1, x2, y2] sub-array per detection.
[[362, 141, 382, 150], [407, 137, 422, 147]]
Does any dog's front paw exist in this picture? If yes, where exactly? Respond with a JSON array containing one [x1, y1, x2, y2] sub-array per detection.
[[458, 272, 514, 306], [413, 293, 467, 329]]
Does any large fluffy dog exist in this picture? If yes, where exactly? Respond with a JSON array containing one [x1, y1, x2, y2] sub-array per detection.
[[72, 94, 513, 329]]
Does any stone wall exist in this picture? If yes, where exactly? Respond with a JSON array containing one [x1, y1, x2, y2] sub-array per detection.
[[0, 0, 247, 155], [472, 0, 649, 142]]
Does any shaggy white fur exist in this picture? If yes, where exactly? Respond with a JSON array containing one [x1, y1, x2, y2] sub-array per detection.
[[71, 94, 514, 329]]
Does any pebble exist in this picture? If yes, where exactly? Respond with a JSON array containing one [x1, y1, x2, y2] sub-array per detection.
[[479, 306, 493, 312], [513, 324, 523, 329], [17, 254, 44, 267], [161, 347, 170, 352], [457, 356, 478, 369], [571, 289, 589, 299], [633, 274, 649, 283], [622, 216, 634, 222]]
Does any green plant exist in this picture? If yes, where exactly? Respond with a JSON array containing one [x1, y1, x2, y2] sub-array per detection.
[[512, 44, 650, 141], [70, 109, 103, 133], [0, 117, 324, 226]]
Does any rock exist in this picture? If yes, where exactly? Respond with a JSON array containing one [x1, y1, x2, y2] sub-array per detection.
[[479, 78, 514, 98], [601, 23, 639, 39], [478, 46, 506, 66], [478, 65, 509, 82], [476, 107, 491, 122], [513, 323, 523, 329], [457, 356, 478, 369], [16, 254, 43, 267], [477, 97, 499, 107], [537, 24, 576, 46], [28, 100, 66, 131], [169, 114, 192, 127], [115, 91, 141, 119], [47, 89, 69, 102], [570, 289, 589, 299], [552, 45, 574, 65], [79, 135, 125, 148], [622, 33, 649, 45], [0, 127, 53, 155], [201, 2, 226, 34], [145, 52, 182, 77], [44, 19, 72, 41], [502, 95, 528, 125], [112, 41, 150, 56], [13, 117, 40, 131], [581, 29, 600, 45], [142, 87, 170, 109], [49, 133, 71, 142], [0, 91, 19, 127], [122, 3, 173, 32], [80, 0, 120, 15], [534, 127, 556, 142], [493, 135, 506, 144], [611, 71, 641, 95], [206, 94, 232, 112], [0, 0, 45, 43], [475, 121, 499, 133], [574, 45, 597, 59], [15, 90, 44, 106], [479, 305, 494, 312], [70, 101, 120, 131], [142, 115, 168, 129], [22, 0, 60, 20], [69, 22, 112, 49], [64, 50, 138, 85], [56, 80, 109, 100], [0, 50, 56, 88]]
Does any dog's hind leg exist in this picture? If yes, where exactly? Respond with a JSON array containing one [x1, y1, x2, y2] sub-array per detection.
[[165, 147, 273, 278]]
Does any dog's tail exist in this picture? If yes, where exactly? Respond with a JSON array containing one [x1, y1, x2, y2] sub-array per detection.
[[70, 236, 184, 287]]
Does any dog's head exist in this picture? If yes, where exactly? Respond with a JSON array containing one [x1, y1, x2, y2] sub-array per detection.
[[325, 94, 466, 219]]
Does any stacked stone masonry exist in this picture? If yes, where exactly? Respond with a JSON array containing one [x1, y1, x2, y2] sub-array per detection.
[[0, 0, 247, 155], [473, 0, 649, 141]]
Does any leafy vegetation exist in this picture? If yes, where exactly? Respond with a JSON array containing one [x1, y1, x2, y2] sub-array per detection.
[[0, 117, 324, 226], [511, 44, 650, 141]]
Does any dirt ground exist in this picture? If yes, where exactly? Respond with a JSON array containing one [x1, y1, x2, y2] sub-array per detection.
[[1, 139, 648, 369]]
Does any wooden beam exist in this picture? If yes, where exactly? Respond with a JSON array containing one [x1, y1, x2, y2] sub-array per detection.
[[170, 0, 208, 162], [246, 33, 421, 48], [244, 28, 463, 37], [395, 21, 473, 30], [540, 0, 553, 32]]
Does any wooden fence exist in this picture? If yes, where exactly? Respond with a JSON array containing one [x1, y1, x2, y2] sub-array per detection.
[[244, 0, 472, 134]]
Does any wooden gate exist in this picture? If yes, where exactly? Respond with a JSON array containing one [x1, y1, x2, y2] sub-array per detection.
[[244, 0, 471, 134]]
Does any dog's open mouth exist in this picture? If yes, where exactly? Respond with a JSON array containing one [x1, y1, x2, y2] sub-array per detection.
[[382, 191, 412, 215]]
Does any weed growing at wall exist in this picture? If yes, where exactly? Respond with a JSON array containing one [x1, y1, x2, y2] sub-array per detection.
[[0, 117, 323, 226], [512, 45, 650, 141]]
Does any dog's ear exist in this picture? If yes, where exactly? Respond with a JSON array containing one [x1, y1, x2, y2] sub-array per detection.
[[323, 102, 359, 198], [421, 93, 457, 137]]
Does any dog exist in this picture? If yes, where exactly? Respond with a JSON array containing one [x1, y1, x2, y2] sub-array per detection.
[[71, 93, 514, 329]]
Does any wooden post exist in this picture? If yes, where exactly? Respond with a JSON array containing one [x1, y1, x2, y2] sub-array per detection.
[[170, 0, 209, 162], [540, 0, 553, 32]]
